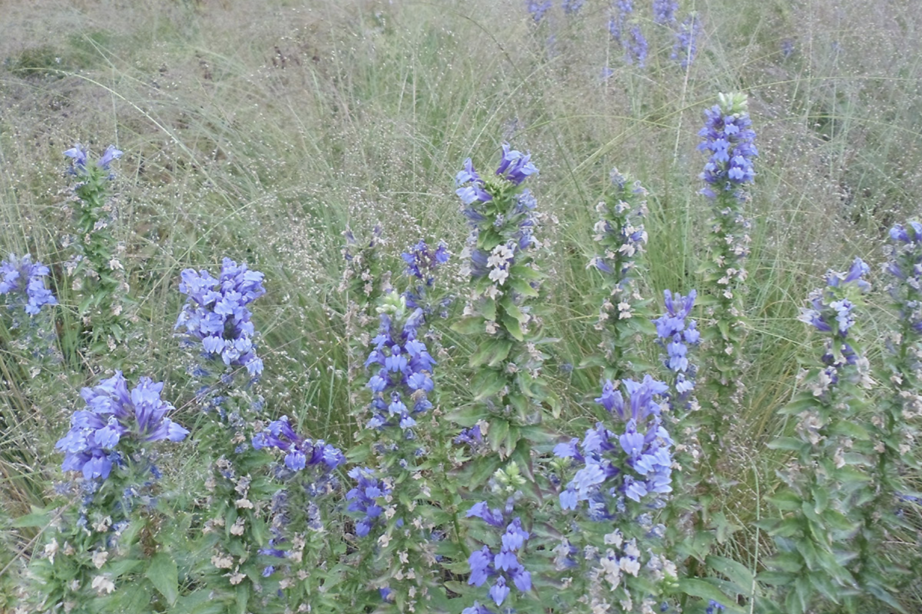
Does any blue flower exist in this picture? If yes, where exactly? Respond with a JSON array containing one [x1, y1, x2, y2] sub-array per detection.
[[526, 1, 552, 22], [799, 258, 869, 339], [609, 1, 647, 66], [556, 377, 673, 514], [363, 303, 436, 435], [467, 501, 506, 527], [456, 159, 493, 208], [654, 289, 700, 411], [175, 258, 266, 377], [469, 546, 493, 586], [609, 0, 633, 43], [885, 222, 922, 334], [626, 25, 648, 66], [0, 253, 58, 315], [63, 144, 88, 171], [462, 602, 496, 614], [64, 143, 122, 176], [253, 415, 345, 472], [698, 95, 758, 200], [454, 425, 484, 448], [346, 467, 390, 537], [97, 145, 124, 170], [495, 143, 538, 186], [466, 502, 533, 608], [653, 0, 678, 24], [562, 0, 584, 14], [489, 576, 510, 606], [56, 372, 188, 482], [671, 14, 701, 68], [402, 240, 449, 284]]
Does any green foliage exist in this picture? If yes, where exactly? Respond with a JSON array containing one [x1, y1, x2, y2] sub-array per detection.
[[68, 159, 133, 359]]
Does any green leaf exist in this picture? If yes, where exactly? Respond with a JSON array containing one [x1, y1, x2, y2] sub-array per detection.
[[444, 581, 471, 596], [631, 317, 657, 336], [501, 313, 524, 341], [472, 370, 507, 401], [677, 579, 742, 612], [795, 536, 820, 570], [821, 509, 855, 532], [768, 552, 804, 574], [235, 584, 250, 614], [509, 264, 542, 281], [173, 589, 226, 614], [107, 558, 143, 577], [468, 456, 502, 488], [346, 443, 371, 463], [782, 393, 820, 415], [717, 319, 730, 341], [767, 491, 802, 512], [509, 277, 539, 297], [707, 555, 755, 596], [146, 553, 179, 605], [828, 420, 870, 440], [11, 509, 52, 528], [470, 339, 513, 368], [488, 419, 510, 455], [451, 317, 485, 335], [481, 297, 497, 322], [445, 407, 487, 427], [500, 296, 525, 323], [794, 576, 815, 610], [767, 437, 807, 452], [712, 511, 740, 545], [811, 487, 828, 515], [757, 571, 794, 586], [545, 390, 561, 419], [510, 440, 534, 481], [836, 467, 871, 483]]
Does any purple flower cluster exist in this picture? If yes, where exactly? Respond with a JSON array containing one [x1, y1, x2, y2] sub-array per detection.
[[526, 0, 552, 22], [253, 416, 345, 473], [0, 253, 57, 315], [885, 222, 922, 334], [466, 501, 533, 607], [562, 0, 585, 14], [364, 307, 436, 434], [454, 424, 484, 449], [555, 376, 673, 512], [653, 0, 678, 24], [698, 98, 758, 200], [455, 145, 539, 288], [626, 26, 649, 66], [456, 144, 537, 206], [55, 372, 188, 481], [402, 240, 449, 283], [175, 258, 266, 377], [609, 1, 648, 66], [346, 466, 391, 537], [609, 0, 633, 42], [64, 144, 123, 176], [671, 14, 700, 68], [402, 240, 450, 312], [654, 290, 700, 407], [799, 258, 870, 338]]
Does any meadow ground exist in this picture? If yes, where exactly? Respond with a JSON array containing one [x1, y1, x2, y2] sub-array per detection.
[[2, 0, 922, 611]]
